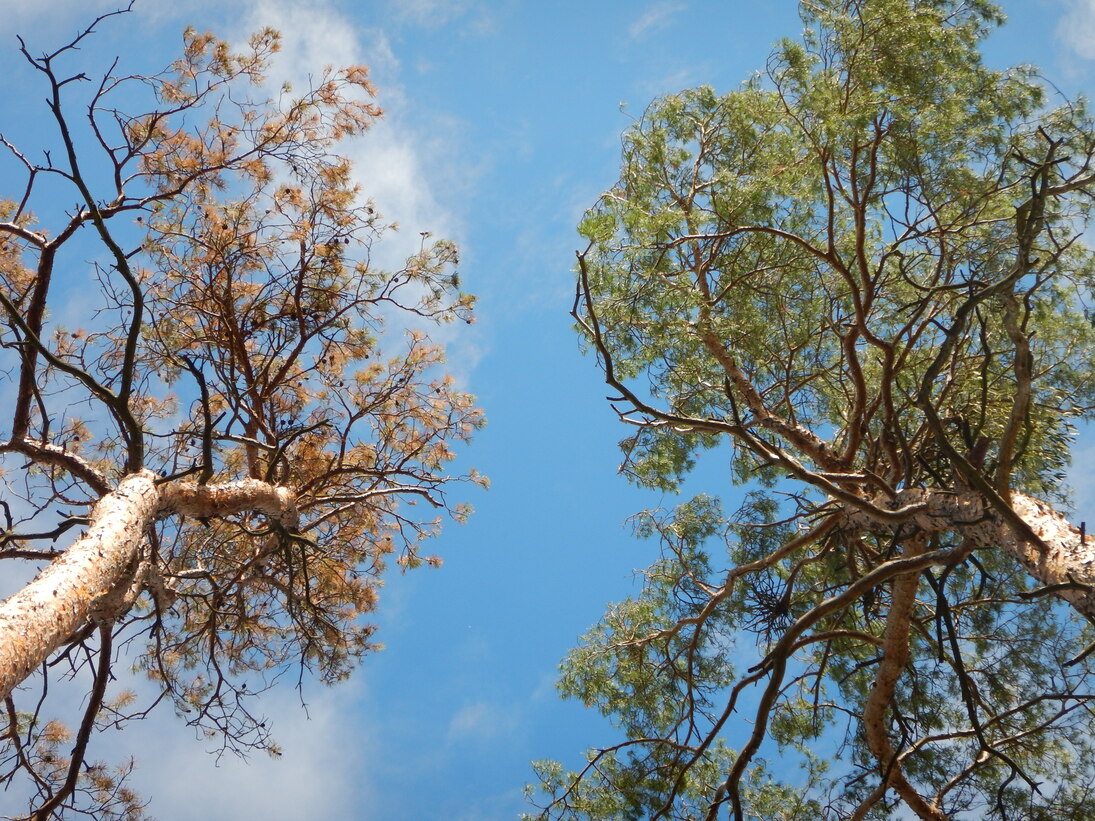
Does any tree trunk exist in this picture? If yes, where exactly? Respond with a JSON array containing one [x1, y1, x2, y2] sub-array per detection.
[[0, 472, 158, 701], [0, 472, 298, 701], [1002, 493, 1095, 618], [844, 488, 1095, 619]]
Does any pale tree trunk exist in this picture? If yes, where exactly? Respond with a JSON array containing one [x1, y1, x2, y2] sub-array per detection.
[[1001, 493, 1095, 617], [0, 471, 298, 701], [844, 488, 1095, 618], [838, 488, 1092, 820]]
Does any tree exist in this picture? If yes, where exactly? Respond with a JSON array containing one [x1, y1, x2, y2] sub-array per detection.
[[0, 10, 482, 819], [529, 1, 1095, 819]]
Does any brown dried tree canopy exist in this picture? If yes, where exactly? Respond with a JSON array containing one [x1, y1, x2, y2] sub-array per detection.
[[0, 11, 482, 819]]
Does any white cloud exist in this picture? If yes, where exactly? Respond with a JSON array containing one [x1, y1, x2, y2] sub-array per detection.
[[1057, 0, 1095, 59], [0, 0, 117, 35], [639, 64, 703, 98], [446, 700, 519, 742], [628, 0, 686, 40], [390, 0, 469, 28], [386, 0, 497, 36], [122, 679, 375, 819], [5, 665, 370, 819], [4, 0, 485, 380], [0, 1, 222, 44], [238, 0, 461, 243], [237, 0, 485, 369], [4, 643, 378, 820]]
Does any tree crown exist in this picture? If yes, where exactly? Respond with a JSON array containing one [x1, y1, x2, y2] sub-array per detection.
[[531, 1, 1095, 818], [0, 12, 483, 818]]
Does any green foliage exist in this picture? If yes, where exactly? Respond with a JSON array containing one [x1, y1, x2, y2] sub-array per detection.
[[535, 1, 1095, 818], [579, 0, 1093, 494]]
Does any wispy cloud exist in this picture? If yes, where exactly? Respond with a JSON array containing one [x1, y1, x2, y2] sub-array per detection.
[[237, 0, 486, 379], [446, 700, 520, 741], [1057, 0, 1095, 59], [237, 1, 446, 245], [0, 0, 222, 40], [387, 0, 496, 34], [0, 0, 114, 34], [113, 675, 376, 818], [638, 64, 703, 98], [628, 0, 686, 40]]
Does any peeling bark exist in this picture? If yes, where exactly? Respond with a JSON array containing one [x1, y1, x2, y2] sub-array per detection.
[[1000, 494, 1094, 616], [158, 478, 299, 528], [0, 472, 299, 701], [0, 472, 158, 701], [843, 489, 1094, 619]]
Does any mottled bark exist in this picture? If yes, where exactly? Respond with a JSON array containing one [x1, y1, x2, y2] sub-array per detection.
[[0, 472, 158, 701], [1001, 494, 1094, 615], [842, 488, 1094, 619], [0, 472, 299, 701], [158, 478, 299, 527]]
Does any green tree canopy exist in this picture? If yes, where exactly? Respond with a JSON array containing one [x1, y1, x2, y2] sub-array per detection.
[[529, 1, 1095, 819]]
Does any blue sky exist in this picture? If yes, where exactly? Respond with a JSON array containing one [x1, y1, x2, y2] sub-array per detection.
[[2, 1, 1095, 819]]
